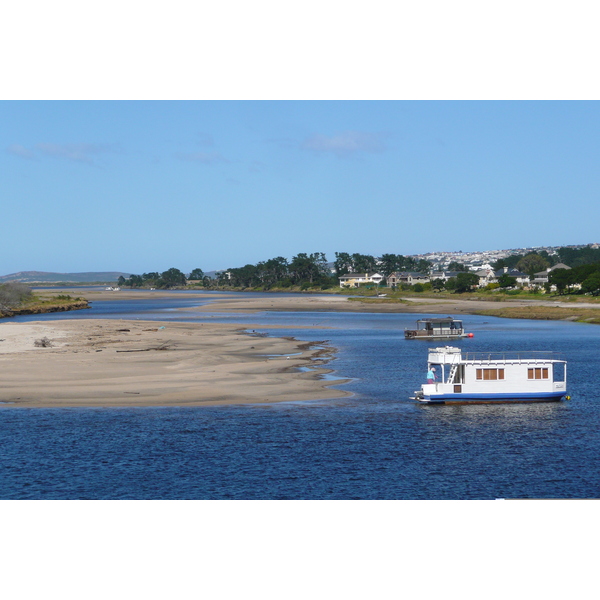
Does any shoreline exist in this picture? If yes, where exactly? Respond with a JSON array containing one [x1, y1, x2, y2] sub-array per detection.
[[0, 319, 350, 408], [41, 286, 600, 322], [0, 300, 90, 320]]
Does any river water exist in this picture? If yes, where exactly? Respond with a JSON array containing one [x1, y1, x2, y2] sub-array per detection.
[[1, 291, 599, 499]]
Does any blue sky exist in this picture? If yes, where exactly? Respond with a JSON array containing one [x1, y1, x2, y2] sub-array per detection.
[[3, 101, 600, 275], [2, 100, 600, 275], [3, 3, 599, 277]]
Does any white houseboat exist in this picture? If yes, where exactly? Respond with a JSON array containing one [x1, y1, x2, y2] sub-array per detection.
[[412, 346, 569, 404], [404, 317, 471, 340]]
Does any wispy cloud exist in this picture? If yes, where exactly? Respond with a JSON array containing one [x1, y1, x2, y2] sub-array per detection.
[[7, 142, 115, 164], [174, 151, 229, 165], [35, 143, 113, 164], [7, 144, 36, 159], [301, 131, 387, 157]]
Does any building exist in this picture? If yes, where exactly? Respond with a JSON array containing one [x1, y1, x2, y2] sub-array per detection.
[[429, 271, 462, 283], [494, 267, 530, 286], [531, 263, 572, 286], [387, 271, 430, 287], [474, 268, 496, 287], [338, 273, 384, 288]]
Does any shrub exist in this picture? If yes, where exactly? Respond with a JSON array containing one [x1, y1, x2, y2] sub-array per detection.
[[0, 282, 33, 307]]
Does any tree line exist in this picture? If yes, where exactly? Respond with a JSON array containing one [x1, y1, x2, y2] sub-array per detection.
[[118, 268, 189, 289], [118, 252, 436, 291], [492, 246, 600, 275], [117, 245, 600, 294], [548, 263, 600, 295], [490, 247, 600, 295]]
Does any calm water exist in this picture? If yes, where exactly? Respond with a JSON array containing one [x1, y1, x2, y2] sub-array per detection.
[[1, 292, 599, 499]]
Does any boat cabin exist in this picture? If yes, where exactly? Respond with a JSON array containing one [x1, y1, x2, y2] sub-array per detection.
[[405, 317, 466, 340], [413, 346, 568, 404]]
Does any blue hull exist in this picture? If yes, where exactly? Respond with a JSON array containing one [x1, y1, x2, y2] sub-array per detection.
[[422, 392, 567, 404]]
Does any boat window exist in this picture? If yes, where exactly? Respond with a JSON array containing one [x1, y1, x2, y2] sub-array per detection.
[[553, 363, 565, 382], [528, 367, 549, 380], [476, 368, 505, 381]]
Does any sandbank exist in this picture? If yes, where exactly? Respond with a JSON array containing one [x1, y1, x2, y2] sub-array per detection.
[[0, 319, 349, 408], [42, 286, 600, 318]]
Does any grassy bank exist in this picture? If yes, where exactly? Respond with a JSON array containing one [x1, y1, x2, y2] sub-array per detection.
[[474, 305, 600, 324], [0, 293, 90, 319]]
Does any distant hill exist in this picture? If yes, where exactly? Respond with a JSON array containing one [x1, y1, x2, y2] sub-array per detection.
[[0, 271, 131, 284]]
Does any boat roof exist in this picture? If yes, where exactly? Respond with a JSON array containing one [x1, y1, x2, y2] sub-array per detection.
[[427, 346, 565, 363], [416, 317, 462, 323]]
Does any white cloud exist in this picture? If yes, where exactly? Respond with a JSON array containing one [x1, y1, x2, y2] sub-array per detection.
[[35, 143, 113, 164], [7, 144, 35, 159], [301, 131, 386, 157]]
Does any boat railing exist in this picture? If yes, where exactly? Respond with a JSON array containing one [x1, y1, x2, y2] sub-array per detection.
[[459, 351, 565, 362], [406, 328, 463, 335]]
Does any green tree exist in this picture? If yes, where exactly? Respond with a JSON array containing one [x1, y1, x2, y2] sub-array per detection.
[[581, 271, 600, 295], [538, 250, 558, 267], [454, 272, 480, 293], [416, 259, 432, 274], [447, 261, 468, 272], [378, 254, 403, 277], [497, 273, 517, 289], [290, 252, 329, 284], [160, 267, 187, 288], [516, 253, 549, 278], [126, 274, 144, 288], [549, 268, 573, 294], [557, 245, 600, 267], [228, 264, 259, 287], [431, 278, 445, 292], [188, 268, 205, 280], [256, 257, 289, 288], [351, 253, 377, 273], [216, 271, 231, 286], [334, 252, 354, 276], [445, 277, 457, 291], [492, 255, 523, 270]]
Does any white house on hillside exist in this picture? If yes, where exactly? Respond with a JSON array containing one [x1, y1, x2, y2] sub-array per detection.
[[474, 268, 495, 287], [339, 273, 384, 288]]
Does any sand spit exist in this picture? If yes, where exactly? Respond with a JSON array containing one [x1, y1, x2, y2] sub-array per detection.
[[0, 319, 349, 408], [41, 286, 600, 318]]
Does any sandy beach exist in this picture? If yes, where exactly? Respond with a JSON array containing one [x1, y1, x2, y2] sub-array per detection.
[[4, 288, 598, 409], [0, 319, 349, 408]]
